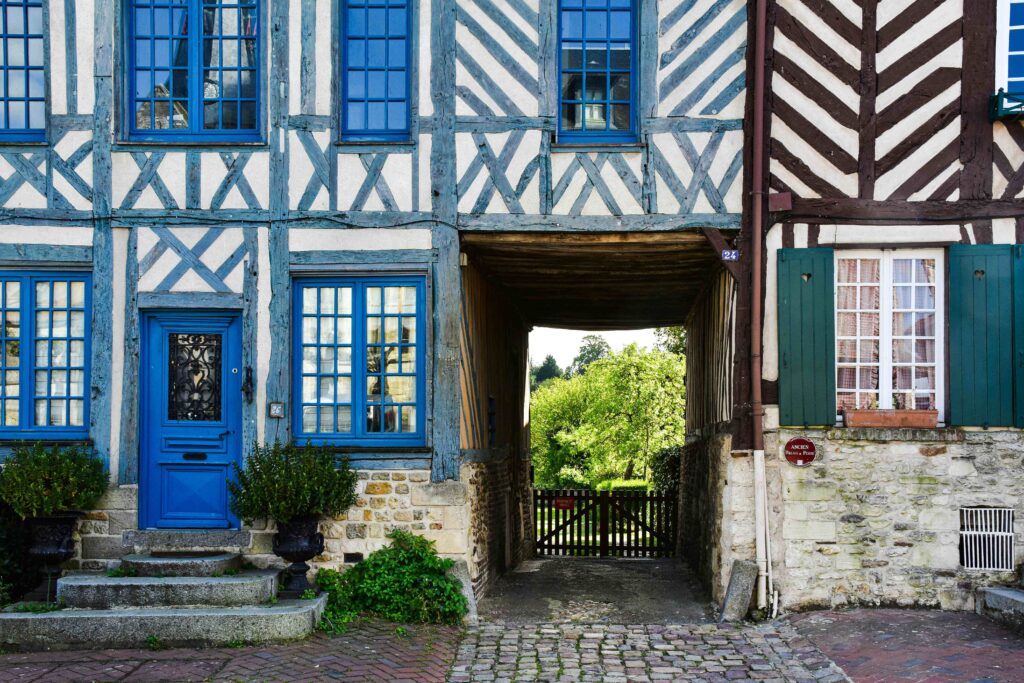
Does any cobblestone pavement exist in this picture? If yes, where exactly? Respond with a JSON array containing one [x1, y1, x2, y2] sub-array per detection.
[[448, 621, 850, 682], [789, 608, 1024, 683], [0, 618, 461, 683]]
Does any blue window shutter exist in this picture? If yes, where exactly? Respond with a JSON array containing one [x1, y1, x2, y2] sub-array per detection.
[[341, 0, 410, 140], [557, 0, 636, 143], [948, 245, 1014, 427], [777, 248, 836, 427]]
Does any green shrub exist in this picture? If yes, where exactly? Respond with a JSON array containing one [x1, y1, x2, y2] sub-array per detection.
[[0, 444, 107, 519], [650, 446, 681, 492], [317, 529, 467, 626], [228, 442, 359, 524], [595, 479, 650, 492]]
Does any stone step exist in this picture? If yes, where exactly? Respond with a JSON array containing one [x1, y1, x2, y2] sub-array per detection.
[[57, 571, 279, 609], [0, 595, 326, 651], [120, 552, 242, 577], [976, 586, 1024, 634], [122, 529, 252, 554]]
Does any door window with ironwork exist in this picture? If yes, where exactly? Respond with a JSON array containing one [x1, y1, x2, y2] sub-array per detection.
[[167, 332, 222, 421], [292, 276, 426, 446]]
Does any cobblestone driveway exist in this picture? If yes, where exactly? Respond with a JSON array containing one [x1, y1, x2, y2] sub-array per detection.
[[449, 621, 849, 682]]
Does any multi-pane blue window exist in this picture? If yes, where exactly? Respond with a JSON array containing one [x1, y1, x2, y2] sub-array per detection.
[[126, 0, 261, 140], [342, 0, 410, 140], [0, 273, 91, 439], [1007, 1, 1024, 90], [558, 0, 635, 142], [0, 0, 45, 140], [293, 277, 425, 446]]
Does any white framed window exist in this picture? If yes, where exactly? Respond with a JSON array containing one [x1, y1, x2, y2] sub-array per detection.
[[997, 0, 1024, 92], [835, 250, 945, 422]]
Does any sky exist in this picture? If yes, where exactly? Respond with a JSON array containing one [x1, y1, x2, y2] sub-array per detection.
[[528, 327, 659, 369]]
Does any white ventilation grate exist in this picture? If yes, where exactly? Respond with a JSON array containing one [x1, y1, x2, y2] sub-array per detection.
[[959, 507, 1015, 571]]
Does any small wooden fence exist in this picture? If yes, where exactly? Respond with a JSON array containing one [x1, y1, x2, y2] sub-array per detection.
[[533, 489, 677, 558]]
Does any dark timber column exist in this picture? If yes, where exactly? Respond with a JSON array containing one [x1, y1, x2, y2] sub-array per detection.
[[858, 0, 877, 199], [961, 0, 997, 200], [431, 0, 461, 481]]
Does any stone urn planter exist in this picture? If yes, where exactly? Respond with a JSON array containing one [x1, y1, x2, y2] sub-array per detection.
[[843, 409, 938, 429], [273, 514, 325, 597], [26, 512, 82, 601]]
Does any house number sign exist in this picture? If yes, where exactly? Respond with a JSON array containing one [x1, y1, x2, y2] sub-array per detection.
[[784, 438, 816, 467]]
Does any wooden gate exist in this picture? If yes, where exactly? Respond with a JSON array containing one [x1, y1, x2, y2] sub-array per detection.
[[533, 489, 677, 558]]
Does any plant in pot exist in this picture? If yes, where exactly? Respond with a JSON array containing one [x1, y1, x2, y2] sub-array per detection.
[[0, 443, 108, 602], [229, 442, 358, 597], [842, 393, 939, 429]]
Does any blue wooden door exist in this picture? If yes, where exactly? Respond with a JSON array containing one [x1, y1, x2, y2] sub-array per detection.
[[140, 311, 243, 529]]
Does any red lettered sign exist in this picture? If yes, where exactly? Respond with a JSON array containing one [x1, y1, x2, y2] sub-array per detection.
[[784, 438, 816, 467], [553, 497, 575, 510]]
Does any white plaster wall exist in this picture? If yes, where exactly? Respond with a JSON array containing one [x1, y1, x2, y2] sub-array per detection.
[[0, 225, 93, 245], [288, 227, 432, 251]]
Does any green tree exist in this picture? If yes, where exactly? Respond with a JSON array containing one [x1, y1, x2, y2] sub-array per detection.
[[530, 345, 686, 488], [655, 327, 686, 356], [564, 334, 611, 377], [531, 355, 563, 391]]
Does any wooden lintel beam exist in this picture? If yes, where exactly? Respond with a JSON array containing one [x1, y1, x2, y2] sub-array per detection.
[[780, 198, 1024, 224], [701, 227, 741, 281]]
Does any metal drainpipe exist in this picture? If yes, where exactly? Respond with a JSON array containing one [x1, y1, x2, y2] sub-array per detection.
[[750, 0, 769, 611]]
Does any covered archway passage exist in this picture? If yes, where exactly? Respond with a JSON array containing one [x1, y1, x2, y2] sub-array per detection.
[[457, 229, 739, 606], [460, 231, 723, 329]]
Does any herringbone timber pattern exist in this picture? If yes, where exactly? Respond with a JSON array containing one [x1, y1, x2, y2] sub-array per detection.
[[993, 121, 1024, 199], [455, 0, 540, 117], [769, 0, 861, 198], [658, 0, 748, 118], [872, 0, 963, 200]]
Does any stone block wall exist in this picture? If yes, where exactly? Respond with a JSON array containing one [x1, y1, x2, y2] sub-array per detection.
[[767, 425, 1024, 611], [71, 485, 138, 571], [463, 453, 533, 598], [680, 428, 757, 602]]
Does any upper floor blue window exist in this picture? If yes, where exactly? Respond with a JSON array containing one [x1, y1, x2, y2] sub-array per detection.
[[0, 0, 45, 141], [341, 0, 410, 141], [126, 0, 261, 141], [292, 277, 425, 446], [558, 0, 635, 143], [1004, 0, 1024, 91], [0, 273, 91, 440]]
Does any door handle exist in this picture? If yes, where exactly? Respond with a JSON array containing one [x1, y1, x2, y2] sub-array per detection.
[[242, 367, 254, 404], [183, 452, 208, 461]]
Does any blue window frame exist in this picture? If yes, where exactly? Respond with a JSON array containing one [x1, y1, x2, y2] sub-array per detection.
[[125, 0, 261, 141], [1007, 1, 1024, 91], [0, 272, 91, 440], [557, 0, 635, 143], [0, 0, 45, 141], [341, 0, 410, 141], [292, 277, 425, 446]]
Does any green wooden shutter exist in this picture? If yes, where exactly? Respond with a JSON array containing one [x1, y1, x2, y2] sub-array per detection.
[[778, 248, 836, 427], [949, 245, 1014, 427]]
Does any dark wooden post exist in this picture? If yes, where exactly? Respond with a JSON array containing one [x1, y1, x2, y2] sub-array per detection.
[[599, 491, 609, 558]]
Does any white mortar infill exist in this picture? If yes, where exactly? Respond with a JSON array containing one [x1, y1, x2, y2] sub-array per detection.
[[288, 228, 433, 252]]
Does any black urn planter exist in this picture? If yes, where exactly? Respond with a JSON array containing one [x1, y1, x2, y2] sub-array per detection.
[[273, 515, 324, 597], [25, 512, 81, 602]]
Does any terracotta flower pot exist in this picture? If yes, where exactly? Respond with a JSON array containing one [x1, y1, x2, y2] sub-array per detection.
[[273, 515, 324, 597], [842, 409, 938, 429]]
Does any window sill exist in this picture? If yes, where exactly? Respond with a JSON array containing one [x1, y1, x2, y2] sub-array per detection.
[[330, 446, 432, 454], [550, 142, 644, 153], [335, 140, 416, 152], [113, 140, 269, 150], [822, 427, 964, 443]]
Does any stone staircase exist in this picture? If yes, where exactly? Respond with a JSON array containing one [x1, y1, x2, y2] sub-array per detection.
[[0, 551, 326, 651], [976, 568, 1024, 634]]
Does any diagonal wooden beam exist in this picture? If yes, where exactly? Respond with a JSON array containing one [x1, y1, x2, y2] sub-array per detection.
[[701, 226, 740, 281]]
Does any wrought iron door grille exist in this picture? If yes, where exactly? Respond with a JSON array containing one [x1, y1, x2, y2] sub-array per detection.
[[959, 507, 1015, 571], [168, 333, 222, 421]]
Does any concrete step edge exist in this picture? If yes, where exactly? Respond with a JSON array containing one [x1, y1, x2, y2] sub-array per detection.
[[56, 570, 280, 609], [0, 596, 326, 651]]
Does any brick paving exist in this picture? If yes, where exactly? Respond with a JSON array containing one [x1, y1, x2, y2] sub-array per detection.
[[0, 618, 461, 683], [448, 621, 850, 682], [789, 608, 1024, 683]]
